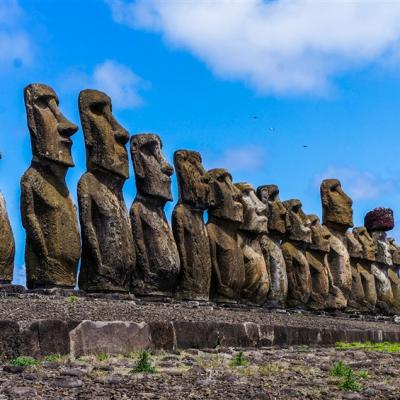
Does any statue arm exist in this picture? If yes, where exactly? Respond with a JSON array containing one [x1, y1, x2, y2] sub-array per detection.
[[78, 180, 102, 270], [172, 207, 187, 272], [130, 204, 151, 279], [20, 176, 48, 258]]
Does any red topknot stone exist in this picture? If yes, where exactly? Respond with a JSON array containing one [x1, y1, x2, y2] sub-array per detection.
[[364, 207, 394, 232]]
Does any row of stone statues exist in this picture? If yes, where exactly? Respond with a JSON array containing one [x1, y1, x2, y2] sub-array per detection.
[[1, 83, 400, 314]]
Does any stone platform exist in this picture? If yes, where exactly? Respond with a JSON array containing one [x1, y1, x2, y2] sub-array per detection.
[[0, 293, 400, 359]]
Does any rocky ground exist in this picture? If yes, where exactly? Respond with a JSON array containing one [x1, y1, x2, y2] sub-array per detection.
[[0, 346, 399, 399], [0, 293, 399, 332]]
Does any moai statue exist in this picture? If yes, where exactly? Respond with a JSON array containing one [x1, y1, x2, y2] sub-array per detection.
[[306, 214, 346, 310], [207, 169, 244, 303], [352, 227, 378, 311], [281, 199, 312, 307], [0, 152, 15, 283], [257, 185, 288, 308], [172, 150, 212, 301], [235, 182, 269, 305], [346, 230, 368, 310], [320, 179, 353, 302], [130, 134, 180, 297], [77, 89, 135, 293], [21, 84, 81, 289], [365, 208, 395, 313], [388, 237, 400, 312]]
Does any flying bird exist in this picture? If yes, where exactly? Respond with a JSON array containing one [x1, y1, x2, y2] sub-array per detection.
[[303, 145, 308, 148]]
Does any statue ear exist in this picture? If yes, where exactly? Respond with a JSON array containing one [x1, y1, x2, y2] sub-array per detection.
[[24, 88, 37, 137], [130, 138, 144, 179]]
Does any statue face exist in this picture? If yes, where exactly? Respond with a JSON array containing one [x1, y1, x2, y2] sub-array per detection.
[[353, 227, 376, 262], [346, 231, 363, 259], [24, 83, 78, 167], [257, 184, 288, 235], [388, 238, 400, 265], [235, 183, 268, 234], [283, 199, 311, 243], [174, 150, 210, 209], [207, 168, 243, 223], [131, 134, 174, 201], [308, 214, 330, 252], [371, 231, 392, 265], [321, 179, 353, 228], [79, 89, 129, 179]]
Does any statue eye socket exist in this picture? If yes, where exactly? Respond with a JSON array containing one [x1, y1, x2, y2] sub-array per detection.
[[90, 102, 105, 115], [35, 96, 51, 109]]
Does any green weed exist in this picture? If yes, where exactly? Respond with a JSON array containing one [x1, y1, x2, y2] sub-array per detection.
[[9, 356, 39, 367], [335, 341, 400, 353], [44, 354, 64, 363], [67, 295, 78, 304], [132, 350, 157, 374], [230, 351, 249, 367], [96, 352, 110, 362]]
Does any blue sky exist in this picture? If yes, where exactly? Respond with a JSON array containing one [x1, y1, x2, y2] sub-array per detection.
[[2, 0, 400, 285]]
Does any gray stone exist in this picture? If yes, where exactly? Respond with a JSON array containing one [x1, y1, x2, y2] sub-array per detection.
[[69, 320, 151, 357]]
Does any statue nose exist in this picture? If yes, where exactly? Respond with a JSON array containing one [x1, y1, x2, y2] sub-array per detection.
[[162, 163, 174, 176], [58, 121, 78, 137]]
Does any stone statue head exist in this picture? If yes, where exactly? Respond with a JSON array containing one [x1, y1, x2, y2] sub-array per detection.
[[207, 168, 243, 223], [79, 89, 130, 179], [256, 184, 289, 235], [130, 133, 174, 202], [174, 150, 210, 210], [364, 207, 394, 232], [282, 199, 311, 243], [320, 179, 353, 230], [235, 182, 268, 234], [346, 231, 363, 259], [308, 214, 330, 252], [388, 238, 400, 266], [353, 227, 376, 262], [24, 83, 78, 167]]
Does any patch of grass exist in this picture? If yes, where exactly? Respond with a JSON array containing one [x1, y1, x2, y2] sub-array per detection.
[[9, 356, 39, 367], [96, 352, 110, 362], [339, 369, 362, 392], [230, 351, 249, 367], [67, 295, 78, 304], [356, 370, 369, 379], [258, 363, 281, 376], [132, 350, 157, 374], [330, 361, 351, 377], [44, 354, 64, 363], [330, 361, 363, 392], [335, 341, 400, 353]]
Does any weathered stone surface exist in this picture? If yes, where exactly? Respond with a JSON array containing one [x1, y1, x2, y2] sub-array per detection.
[[365, 207, 394, 232], [77, 89, 135, 293], [281, 199, 311, 307], [320, 179, 353, 301], [235, 183, 269, 305], [346, 231, 367, 310], [306, 215, 346, 310], [353, 227, 378, 310], [149, 321, 175, 350], [0, 320, 20, 359], [257, 185, 288, 307], [206, 169, 244, 303], [130, 134, 180, 297], [388, 238, 400, 312], [21, 83, 81, 289], [0, 154, 15, 283], [172, 150, 211, 301], [21, 319, 78, 357], [70, 321, 151, 358], [173, 321, 219, 349]]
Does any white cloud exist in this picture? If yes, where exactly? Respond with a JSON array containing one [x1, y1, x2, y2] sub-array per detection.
[[60, 60, 148, 109], [205, 145, 266, 174], [315, 166, 396, 201], [0, 0, 32, 70], [106, 0, 400, 95]]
